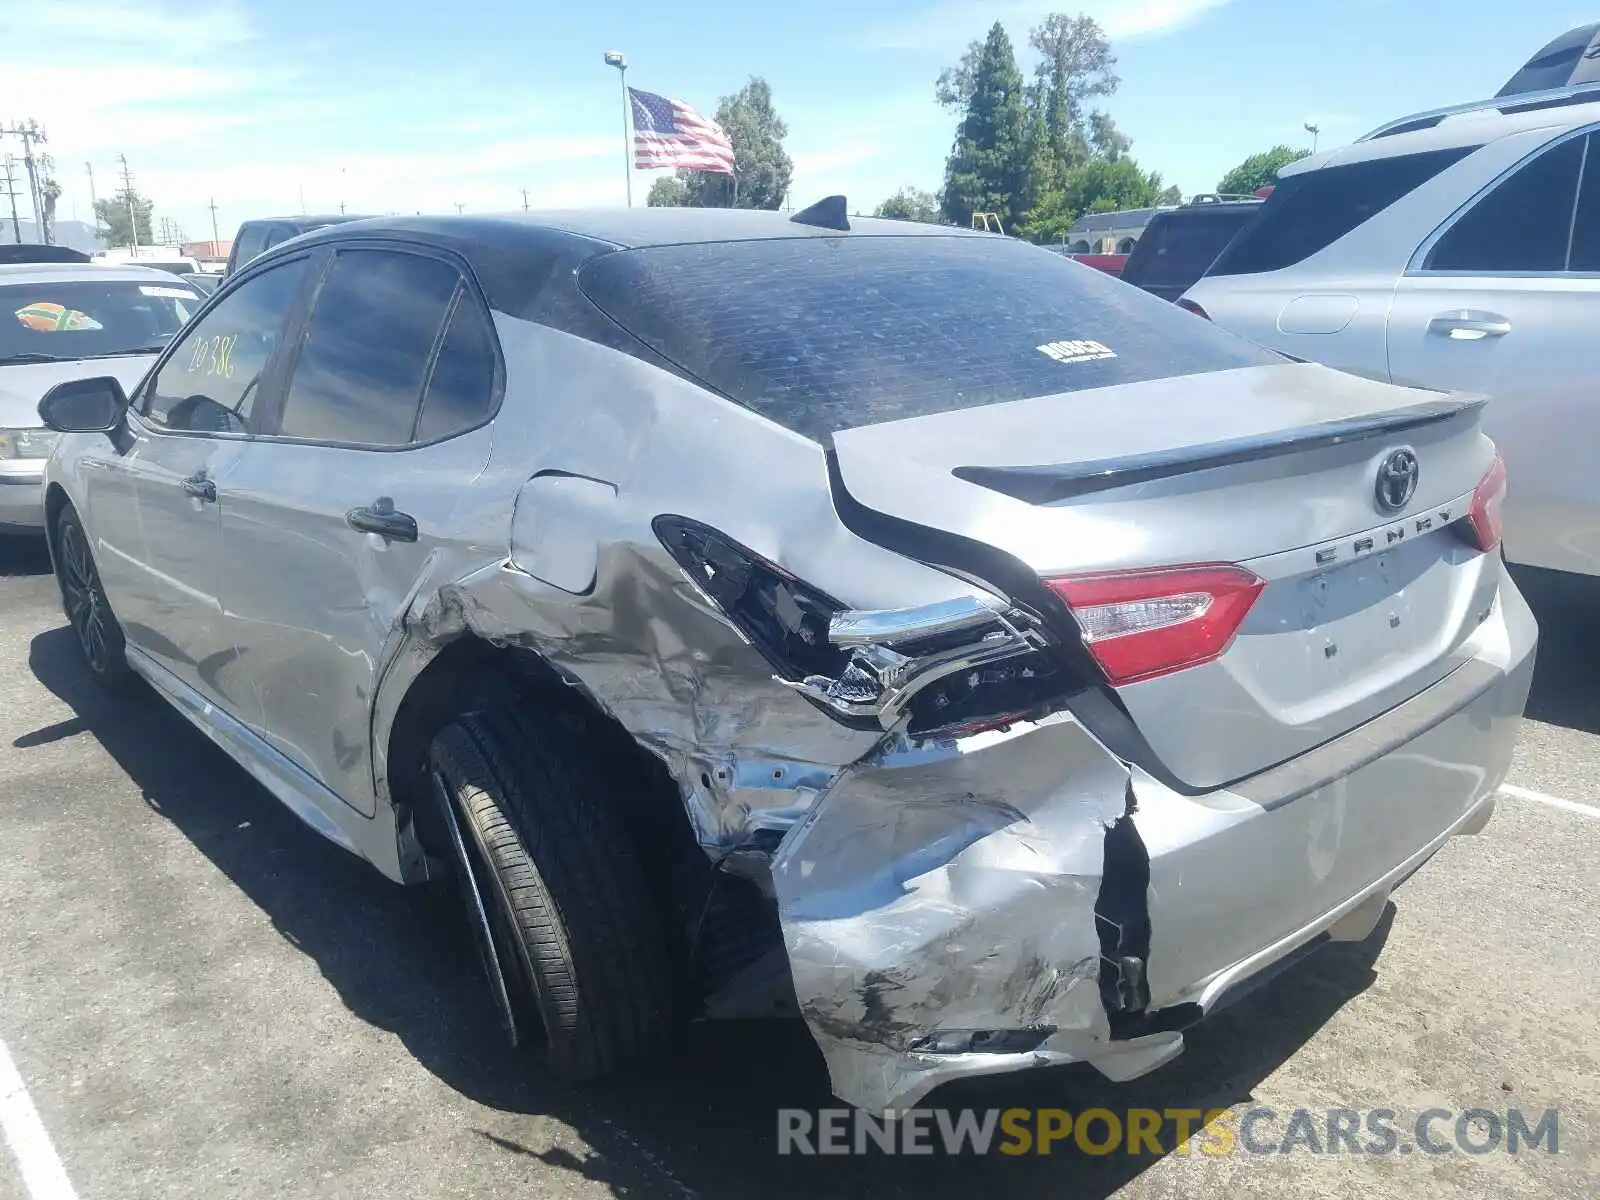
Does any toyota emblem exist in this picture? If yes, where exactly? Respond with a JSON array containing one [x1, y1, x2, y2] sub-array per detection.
[[1374, 448, 1420, 513]]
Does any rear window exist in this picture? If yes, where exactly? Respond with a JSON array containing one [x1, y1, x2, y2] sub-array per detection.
[[578, 235, 1278, 440], [1207, 147, 1478, 277], [1123, 209, 1258, 290]]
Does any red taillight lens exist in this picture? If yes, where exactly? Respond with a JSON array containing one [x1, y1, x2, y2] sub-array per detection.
[[1045, 564, 1265, 685], [1465, 452, 1507, 553], [1176, 298, 1210, 319]]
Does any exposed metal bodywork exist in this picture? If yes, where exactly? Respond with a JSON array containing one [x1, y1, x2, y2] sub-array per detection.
[[40, 212, 1538, 1113]]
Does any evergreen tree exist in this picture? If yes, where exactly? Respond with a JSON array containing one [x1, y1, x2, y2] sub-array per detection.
[[940, 22, 1031, 230]]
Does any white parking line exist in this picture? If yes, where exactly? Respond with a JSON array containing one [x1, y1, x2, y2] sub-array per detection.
[[0, 1034, 78, 1200], [1500, 783, 1600, 819]]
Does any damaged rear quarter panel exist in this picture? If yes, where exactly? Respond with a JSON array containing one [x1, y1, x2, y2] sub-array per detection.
[[371, 314, 993, 857]]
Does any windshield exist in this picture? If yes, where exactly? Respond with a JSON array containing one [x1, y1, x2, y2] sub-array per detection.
[[0, 280, 201, 365]]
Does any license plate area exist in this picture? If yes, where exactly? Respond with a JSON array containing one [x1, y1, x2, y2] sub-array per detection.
[[1297, 549, 1433, 684]]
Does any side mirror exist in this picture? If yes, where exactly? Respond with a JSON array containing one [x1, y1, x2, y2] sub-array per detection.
[[37, 376, 129, 433]]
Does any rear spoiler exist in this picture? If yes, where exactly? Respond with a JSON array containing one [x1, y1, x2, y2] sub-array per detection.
[[952, 394, 1486, 505]]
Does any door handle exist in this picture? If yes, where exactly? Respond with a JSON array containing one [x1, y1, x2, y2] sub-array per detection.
[[346, 498, 418, 543], [181, 473, 216, 502], [1428, 311, 1511, 339]]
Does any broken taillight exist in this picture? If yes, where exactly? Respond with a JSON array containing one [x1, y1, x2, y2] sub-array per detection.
[[654, 515, 1077, 733], [1463, 452, 1507, 554], [1176, 298, 1210, 320], [1045, 565, 1265, 686]]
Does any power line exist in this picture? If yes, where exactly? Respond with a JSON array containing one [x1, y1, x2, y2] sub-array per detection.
[[116, 152, 139, 252], [2, 121, 48, 244]]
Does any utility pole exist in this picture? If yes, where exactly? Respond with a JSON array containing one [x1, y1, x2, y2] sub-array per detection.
[[117, 152, 138, 252], [207, 196, 219, 243], [3, 121, 49, 243], [85, 162, 99, 242], [520, 188, 529, 211], [454, 202, 464, 214], [1, 155, 20, 243]]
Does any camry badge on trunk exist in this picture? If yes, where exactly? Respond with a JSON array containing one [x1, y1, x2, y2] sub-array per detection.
[[1374, 448, 1420, 513]]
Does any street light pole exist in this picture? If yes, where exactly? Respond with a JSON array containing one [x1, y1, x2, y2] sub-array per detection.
[[605, 50, 631, 207]]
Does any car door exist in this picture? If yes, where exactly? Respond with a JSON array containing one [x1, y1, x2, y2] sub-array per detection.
[[217, 244, 500, 817], [1388, 126, 1600, 575], [106, 254, 314, 709]]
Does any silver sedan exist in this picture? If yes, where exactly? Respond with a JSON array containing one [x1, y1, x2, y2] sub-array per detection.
[[36, 208, 1535, 1113]]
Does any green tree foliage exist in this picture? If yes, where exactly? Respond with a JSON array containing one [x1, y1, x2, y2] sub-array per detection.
[[937, 11, 1163, 243], [646, 176, 688, 207], [1021, 157, 1164, 243], [1030, 13, 1118, 171], [644, 77, 794, 210], [939, 22, 1031, 230], [1157, 183, 1183, 205], [94, 190, 153, 248], [874, 187, 942, 223], [1216, 145, 1310, 196]]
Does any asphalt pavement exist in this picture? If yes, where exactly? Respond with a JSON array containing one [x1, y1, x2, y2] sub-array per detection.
[[0, 537, 1595, 1199]]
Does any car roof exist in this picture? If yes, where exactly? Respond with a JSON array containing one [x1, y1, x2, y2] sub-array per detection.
[[241, 214, 370, 230], [266, 208, 994, 321], [1282, 96, 1600, 176], [0, 262, 206, 287], [295, 208, 988, 251]]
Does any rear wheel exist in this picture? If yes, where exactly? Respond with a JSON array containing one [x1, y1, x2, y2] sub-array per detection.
[[427, 704, 676, 1080], [53, 505, 135, 693]]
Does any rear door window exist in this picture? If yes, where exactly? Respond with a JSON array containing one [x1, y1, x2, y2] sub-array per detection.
[[1559, 133, 1600, 270], [1425, 134, 1586, 272], [1208, 147, 1477, 276], [578, 234, 1278, 441], [414, 295, 498, 442], [276, 249, 460, 446]]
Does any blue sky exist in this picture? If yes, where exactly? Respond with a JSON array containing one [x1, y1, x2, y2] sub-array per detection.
[[1, 0, 1594, 242]]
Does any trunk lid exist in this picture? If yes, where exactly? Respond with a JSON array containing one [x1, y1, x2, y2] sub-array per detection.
[[830, 362, 1500, 788]]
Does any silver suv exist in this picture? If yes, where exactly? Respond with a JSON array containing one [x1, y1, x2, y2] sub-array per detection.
[[37, 210, 1535, 1113], [1182, 83, 1600, 579]]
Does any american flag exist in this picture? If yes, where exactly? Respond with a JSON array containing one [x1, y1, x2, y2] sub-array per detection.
[[629, 87, 735, 175]]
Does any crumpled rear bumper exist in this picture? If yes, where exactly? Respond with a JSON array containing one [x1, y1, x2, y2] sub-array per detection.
[[771, 576, 1536, 1114]]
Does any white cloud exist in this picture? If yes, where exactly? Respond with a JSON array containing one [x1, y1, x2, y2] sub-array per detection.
[[857, 0, 1234, 52], [0, 0, 632, 239]]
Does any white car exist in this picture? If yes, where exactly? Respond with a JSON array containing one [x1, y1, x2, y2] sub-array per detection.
[[1181, 82, 1600, 578], [0, 263, 204, 534]]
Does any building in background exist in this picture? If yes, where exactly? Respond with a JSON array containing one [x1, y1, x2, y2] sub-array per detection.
[[1059, 206, 1173, 255], [182, 240, 232, 271]]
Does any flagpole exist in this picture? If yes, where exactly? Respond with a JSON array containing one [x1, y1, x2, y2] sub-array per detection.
[[605, 50, 631, 207]]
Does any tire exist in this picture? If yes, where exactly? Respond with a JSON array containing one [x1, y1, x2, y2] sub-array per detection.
[[53, 505, 136, 694], [427, 704, 676, 1081]]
